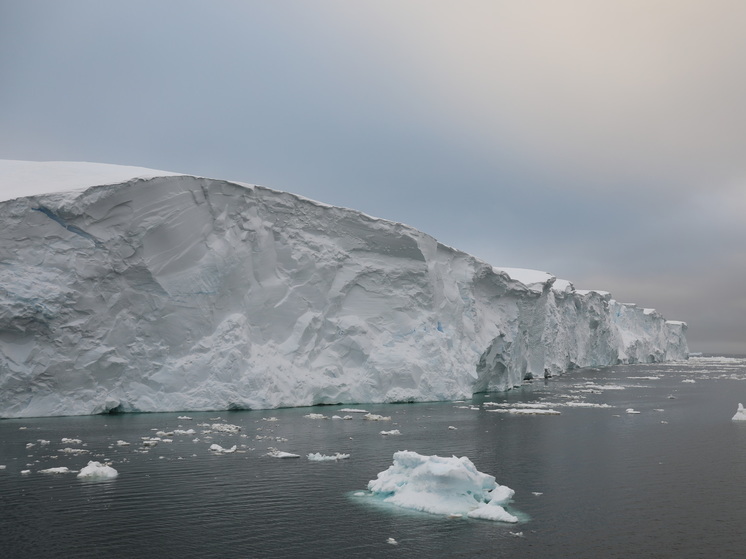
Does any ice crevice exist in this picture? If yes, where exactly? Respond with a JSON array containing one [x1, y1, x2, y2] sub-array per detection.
[[0, 161, 689, 418]]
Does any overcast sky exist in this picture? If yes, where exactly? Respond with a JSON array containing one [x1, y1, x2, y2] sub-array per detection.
[[2, 1, 745, 353]]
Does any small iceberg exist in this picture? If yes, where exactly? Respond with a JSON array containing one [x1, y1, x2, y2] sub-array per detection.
[[266, 448, 300, 458], [209, 423, 241, 433], [77, 461, 118, 480], [209, 444, 237, 454], [732, 403, 746, 421], [363, 413, 391, 421], [367, 450, 518, 523], [307, 452, 350, 461], [39, 467, 73, 475]]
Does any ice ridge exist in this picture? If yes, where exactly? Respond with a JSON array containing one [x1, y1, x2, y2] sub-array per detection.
[[0, 161, 688, 418]]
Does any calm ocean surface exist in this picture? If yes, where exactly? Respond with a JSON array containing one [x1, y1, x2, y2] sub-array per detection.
[[2, 356, 746, 558]]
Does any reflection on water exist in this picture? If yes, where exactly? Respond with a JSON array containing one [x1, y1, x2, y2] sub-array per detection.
[[2, 357, 746, 558]]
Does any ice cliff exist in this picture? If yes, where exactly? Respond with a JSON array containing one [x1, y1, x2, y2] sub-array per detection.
[[0, 161, 688, 418]]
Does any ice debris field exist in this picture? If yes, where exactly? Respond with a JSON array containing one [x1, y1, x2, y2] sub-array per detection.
[[0, 160, 688, 418]]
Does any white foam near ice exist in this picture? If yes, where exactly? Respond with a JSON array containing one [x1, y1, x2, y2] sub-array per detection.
[[77, 461, 118, 480], [366, 450, 518, 523]]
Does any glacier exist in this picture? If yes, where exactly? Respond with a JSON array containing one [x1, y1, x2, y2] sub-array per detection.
[[0, 160, 688, 418]]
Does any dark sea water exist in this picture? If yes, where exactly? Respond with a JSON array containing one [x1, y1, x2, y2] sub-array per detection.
[[3, 356, 746, 558]]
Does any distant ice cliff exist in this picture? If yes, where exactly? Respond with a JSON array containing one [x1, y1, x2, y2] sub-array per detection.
[[0, 161, 688, 418]]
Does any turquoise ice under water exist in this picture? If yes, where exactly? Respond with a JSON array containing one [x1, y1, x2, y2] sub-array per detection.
[[2, 356, 746, 558]]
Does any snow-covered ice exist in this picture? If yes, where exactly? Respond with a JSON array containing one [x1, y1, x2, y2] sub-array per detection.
[[732, 403, 746, 421], [367, 450, 518, 523], [77, 461, 118, 479], [0, 160, 689, 418]]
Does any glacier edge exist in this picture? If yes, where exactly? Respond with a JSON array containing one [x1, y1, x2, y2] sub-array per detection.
[[0, 163, 688, 418]]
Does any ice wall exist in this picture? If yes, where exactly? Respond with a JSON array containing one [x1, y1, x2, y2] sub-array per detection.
[[0, 162, 688, 417]]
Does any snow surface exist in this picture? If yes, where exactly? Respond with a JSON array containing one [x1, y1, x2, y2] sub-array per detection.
[[367, 450, 518, 522], [77, 461, 118, 479], [0, 160, 689, 418], [0, 160, 182, 202]]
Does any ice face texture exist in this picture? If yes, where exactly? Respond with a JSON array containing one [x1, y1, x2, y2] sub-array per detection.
[[367, 450, 518, 522], [0, 161, 688, 418]]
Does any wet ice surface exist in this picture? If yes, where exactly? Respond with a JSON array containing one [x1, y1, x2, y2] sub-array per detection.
[[3, 357, 746, 558]]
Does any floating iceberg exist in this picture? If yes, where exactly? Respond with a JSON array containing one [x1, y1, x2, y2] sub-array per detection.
[[266, 448, 300, 459], [209, 444, 237, 454], [0, 160, 689, 418], [77, 461, 118, 480], [367, 450, 518, 523], [307, 452, 350, 461], [39, 467, 72, 475], [732, 403, 746, 421]]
